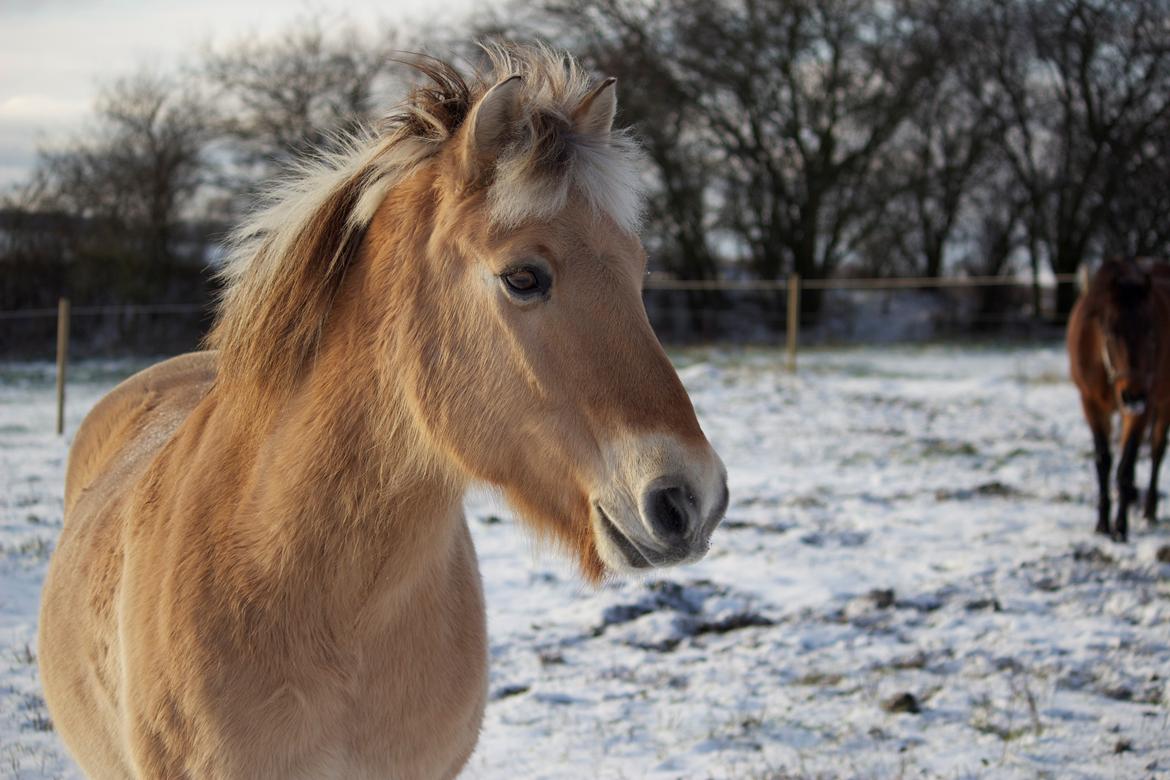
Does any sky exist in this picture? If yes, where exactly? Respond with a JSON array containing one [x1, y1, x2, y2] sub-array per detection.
[[0, 0, 486, 192]]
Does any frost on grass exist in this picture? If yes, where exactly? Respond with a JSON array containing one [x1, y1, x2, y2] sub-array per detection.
[[2, 347, 1170, 779]]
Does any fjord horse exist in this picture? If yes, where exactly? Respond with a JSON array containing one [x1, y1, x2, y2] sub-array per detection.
[[1068, 257, 1170, 541], [39, 45, 727, 779]]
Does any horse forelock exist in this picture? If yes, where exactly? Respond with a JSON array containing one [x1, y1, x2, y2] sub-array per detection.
[[401, 42, 646, 231], [208, 42, 645, 408], [1086, 259, 1145, 315]]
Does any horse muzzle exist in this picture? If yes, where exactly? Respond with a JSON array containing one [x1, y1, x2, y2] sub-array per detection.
[[590, 436, 728, 573]]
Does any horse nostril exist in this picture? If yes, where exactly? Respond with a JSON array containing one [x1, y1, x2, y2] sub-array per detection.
[[644, 484, 693, 539]]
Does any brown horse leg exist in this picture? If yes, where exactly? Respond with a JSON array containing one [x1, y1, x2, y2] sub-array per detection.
[[1144, 416, 1168, 525], [1114, 412, 1147, 542], [1092, 428, 1113, 536], [1083, 401, 1113, 536]]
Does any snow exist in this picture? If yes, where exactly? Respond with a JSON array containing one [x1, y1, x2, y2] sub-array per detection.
[[2, 346, 1168, 779]]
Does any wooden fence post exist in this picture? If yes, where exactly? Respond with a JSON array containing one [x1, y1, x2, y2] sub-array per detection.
[[56, 297, 70, 436], [786, 274, 800, 372]]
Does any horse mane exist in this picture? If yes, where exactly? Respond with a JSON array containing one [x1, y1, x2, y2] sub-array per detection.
[[207, 42, 645, 405]]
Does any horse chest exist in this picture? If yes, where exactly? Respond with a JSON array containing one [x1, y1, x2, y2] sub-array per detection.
[[211, 552, 489, 778]]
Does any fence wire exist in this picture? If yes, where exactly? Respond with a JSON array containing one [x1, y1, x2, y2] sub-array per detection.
[[0, 274, 1082, 360]]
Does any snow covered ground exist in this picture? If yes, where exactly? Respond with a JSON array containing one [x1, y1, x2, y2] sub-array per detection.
[[2, 346, 1168, 779]]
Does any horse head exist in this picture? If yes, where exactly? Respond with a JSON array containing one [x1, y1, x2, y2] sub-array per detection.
[[1092, 257, 1158, 414]]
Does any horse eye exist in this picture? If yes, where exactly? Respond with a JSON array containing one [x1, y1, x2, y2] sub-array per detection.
[[505, 269, 538, 291], [500, 265, 549, 299]]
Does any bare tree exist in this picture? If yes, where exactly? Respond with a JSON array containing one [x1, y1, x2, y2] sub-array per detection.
[[877, 2, 998, 279], [853, 77, 995, 279], [670, 0, 940, 292], [503, 0, 945, 320], [32, 72, 212, 299], [959, 158, 1032, 324], [966, 0, 1170, 316], [1100, 113, 1170, 258], [200, 16, 405, 193], [0, 175, 70, 310]]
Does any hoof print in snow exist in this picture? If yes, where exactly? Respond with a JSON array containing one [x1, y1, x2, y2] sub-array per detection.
[[594, 580, 773, 652], [537, 650, 565, 666], [721, 518, 794, 535], [491, 684, 530, 701], [1103, 686, 1133, 702], [1072, 544, 1115, 565], [840, 588, 923, 625], [800, 530, 869, 548], [934, 481, 1021, 501], [1032, 576, 1062, 592], [896, 594, 946, 613], [693, 612, 775, 635], [883, 692, 921, 715]]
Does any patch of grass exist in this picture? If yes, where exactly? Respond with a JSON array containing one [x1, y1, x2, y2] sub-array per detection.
[[920, 438, 980, 458], [968, 670, 1046, 751], [992, 447, 1033, 467], [721, 518, 796, 535], [28, 712, 54, 733], [793, 671, 844, 687], [970, 694, 1031, 741], [886, 651, 929, 670], [17, 694, 55, 733], [11, 642, 35, 665], [1017, 369, 1068, 386], [936, 481, 1022, 501], [1, 536, 53, 560]]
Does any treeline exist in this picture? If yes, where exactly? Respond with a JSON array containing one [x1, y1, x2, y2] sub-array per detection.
[[1, 18, 407, 316], [3, 0, 1170, 323]]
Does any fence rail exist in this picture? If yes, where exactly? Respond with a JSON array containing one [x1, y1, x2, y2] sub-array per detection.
[[643, 273, 1079, 290], [0, 273, 1082, 320], [0, 273, 1087, 435], [0, 302, 207, 320]]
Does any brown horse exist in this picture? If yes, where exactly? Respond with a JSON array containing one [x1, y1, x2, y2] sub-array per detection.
[[1067, 257, 1170, 541], [39, 45, 727, 779]]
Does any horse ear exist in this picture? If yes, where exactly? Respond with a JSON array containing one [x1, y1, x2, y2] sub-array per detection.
[[464, 75, 523, 171], [573, 77, 617, 137]]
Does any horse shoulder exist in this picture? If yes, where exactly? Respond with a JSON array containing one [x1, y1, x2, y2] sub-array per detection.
[[41, 351, 217, 777], [1067, 299, 1092, 381], [64, 351, 217, 518]]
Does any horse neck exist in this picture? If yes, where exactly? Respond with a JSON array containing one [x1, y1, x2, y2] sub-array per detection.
[[214, 278, 468, 623]]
